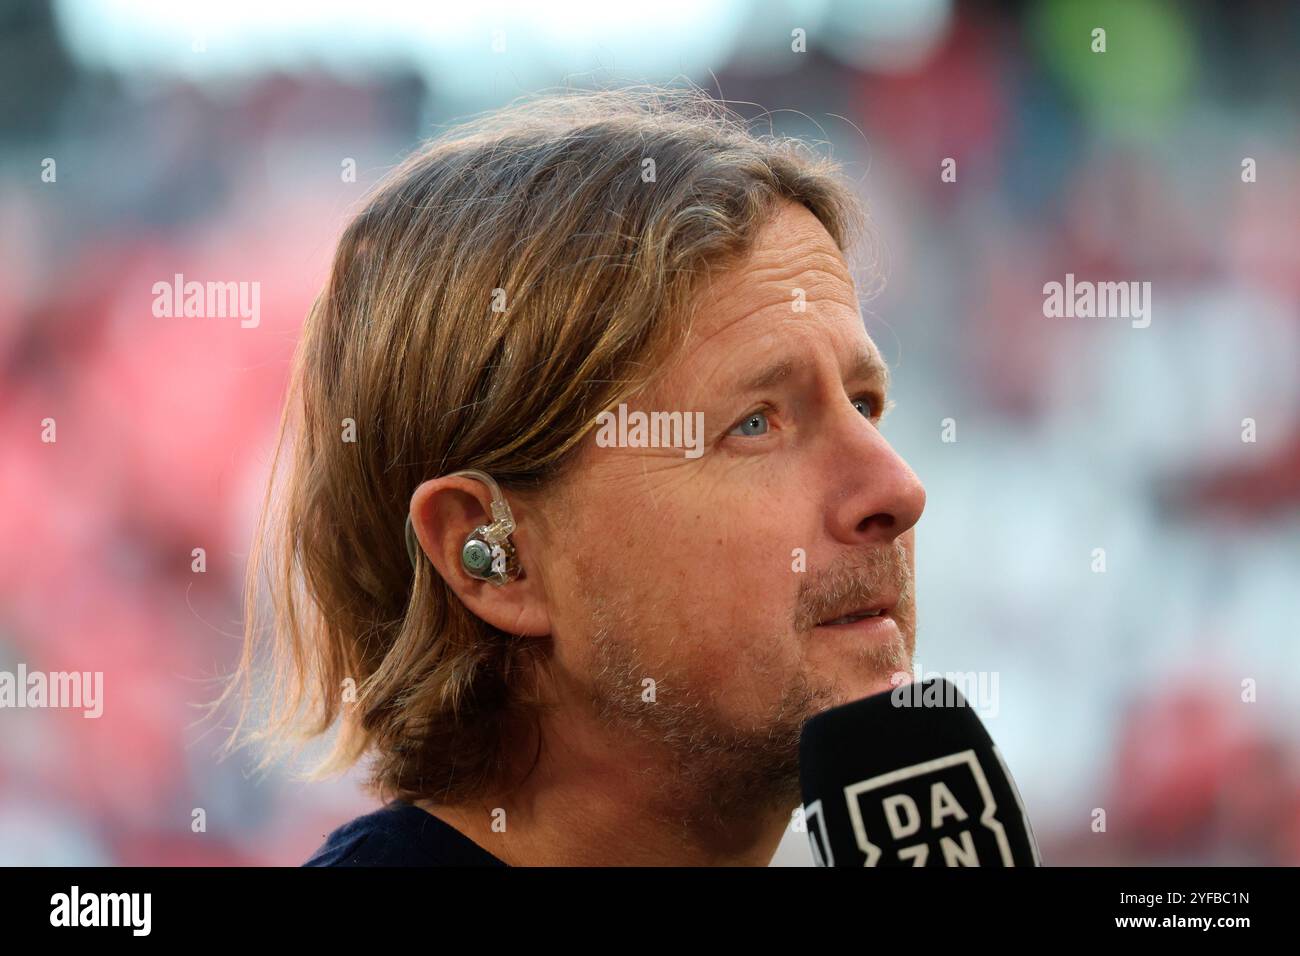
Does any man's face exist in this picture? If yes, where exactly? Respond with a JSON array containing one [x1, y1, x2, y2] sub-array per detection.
[[541, 201, 926, 819]]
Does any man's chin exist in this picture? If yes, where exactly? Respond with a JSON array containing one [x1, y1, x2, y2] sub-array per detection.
[[847, 674, 907, 705], [806, 676, 889, 714], [814, 646, 915, 709]]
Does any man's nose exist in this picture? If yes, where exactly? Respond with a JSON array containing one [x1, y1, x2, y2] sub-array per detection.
[[825, 412, 926, 546]]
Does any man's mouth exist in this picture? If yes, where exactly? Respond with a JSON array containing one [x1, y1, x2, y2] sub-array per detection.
[[819, 609, 886, 626], [814, 600, 895, 628]]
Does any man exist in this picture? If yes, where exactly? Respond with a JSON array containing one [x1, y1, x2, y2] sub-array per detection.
[[222, 87, 925, 866]]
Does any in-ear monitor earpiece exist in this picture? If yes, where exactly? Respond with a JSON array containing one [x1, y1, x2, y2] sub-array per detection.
[[406, 468, 522, 587]]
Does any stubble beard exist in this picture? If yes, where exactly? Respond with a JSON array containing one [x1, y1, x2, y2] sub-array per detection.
[[579, 545, 916, 838]]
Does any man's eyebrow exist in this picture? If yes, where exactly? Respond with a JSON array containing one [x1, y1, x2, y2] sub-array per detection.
[[847, 346, 892, 393], [728, 347, 891, 396], [736, 358, 796, 393]]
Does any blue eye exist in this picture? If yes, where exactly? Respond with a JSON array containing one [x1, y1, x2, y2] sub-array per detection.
[[852, 397, 875, 419], [730, 409, 770, 436]]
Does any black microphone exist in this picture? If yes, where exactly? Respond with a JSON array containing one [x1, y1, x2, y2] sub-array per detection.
[[799, 677, 1042, 866]]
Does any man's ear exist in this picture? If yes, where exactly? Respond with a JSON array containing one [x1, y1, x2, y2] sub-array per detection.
[[409, 474, 551, 638]]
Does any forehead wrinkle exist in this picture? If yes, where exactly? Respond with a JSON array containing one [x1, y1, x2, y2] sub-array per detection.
[[741, 256, 855, 289], [727, 343, 889, 398], [711, 263, 857, 314], [680, 285, 859, 385], [668, 315, 888, 410], [656, 236, 859, 404], [696, 234, 853, 300]]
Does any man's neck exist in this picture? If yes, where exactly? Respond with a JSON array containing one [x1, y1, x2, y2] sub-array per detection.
[[413, 721, 797, 865]]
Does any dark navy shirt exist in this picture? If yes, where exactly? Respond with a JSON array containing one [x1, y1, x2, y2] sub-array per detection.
[[303, 799, 507, 867]]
